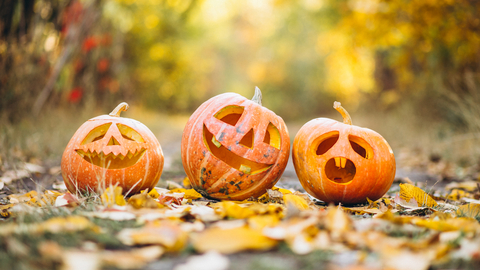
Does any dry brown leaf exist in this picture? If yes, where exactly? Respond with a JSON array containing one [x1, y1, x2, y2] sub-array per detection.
[[191, 226, 277, 254]]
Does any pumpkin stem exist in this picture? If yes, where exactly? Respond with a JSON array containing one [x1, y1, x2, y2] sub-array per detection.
[[251, 86, 262, 106], [333, 101, 352, 125], [109, 102, 129, 117]]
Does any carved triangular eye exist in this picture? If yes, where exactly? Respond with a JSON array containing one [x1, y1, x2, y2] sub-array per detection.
[[214, 105, 244, 126], [81, 123, 112, 145], [239, 129, 254, 148], [117, 124, 145, 142], [349, 135, 373, 159], [263, 122, 281, 149], [315, 131, 339, 155]]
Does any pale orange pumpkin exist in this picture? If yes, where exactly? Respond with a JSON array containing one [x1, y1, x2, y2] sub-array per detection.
[[181, 87, 290, 200], [61, 102, 164, 195], [292, 102, 395, 205]]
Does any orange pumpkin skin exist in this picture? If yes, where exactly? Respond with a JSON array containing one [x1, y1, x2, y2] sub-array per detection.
[[181, 88, 290, 200], [292, 103, 395, 205], [61, 103, 164, 195]]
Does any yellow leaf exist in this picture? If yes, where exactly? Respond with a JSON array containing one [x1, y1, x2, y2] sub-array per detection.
[[182, 177, 191, 189], [128, 192, 160, 209], [101, 186, 126, 207], [447, 189, 470, 201], [247, 214, 281, 231], [192, 226, 277, 254], [399, 183, 437, 207], [169, 188, 202, 200], [213, 201, 256, 219], [272, 186, 292, 195], [283, 194, 309, 210], [118, 221, 187, 252], [456, 203, 480, 219], [148, 188, 160, 199], [325, 206, 352, 234]]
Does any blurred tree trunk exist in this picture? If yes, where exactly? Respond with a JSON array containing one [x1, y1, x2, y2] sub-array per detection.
[[0, 0, 15, 39]]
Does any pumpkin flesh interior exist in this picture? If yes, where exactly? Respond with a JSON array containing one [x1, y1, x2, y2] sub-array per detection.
[[325, 157, 356, 184]]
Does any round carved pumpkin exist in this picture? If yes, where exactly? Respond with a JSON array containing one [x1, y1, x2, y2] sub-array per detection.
[[182, 87, 290, 200], [61, 102, 164, 195], [292, 102, 395, 205]]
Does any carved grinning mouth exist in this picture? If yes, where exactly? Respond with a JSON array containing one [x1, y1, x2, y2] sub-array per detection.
[[203, 125, 272, 175], [76, 148, 146, 169], [324, 157, 356, 184]]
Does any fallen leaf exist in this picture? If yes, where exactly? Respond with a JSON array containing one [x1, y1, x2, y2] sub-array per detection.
[[325, 206, 352, 236], [118, 221, 187, 251], [86, 210, 137, 221], [399, 184, 437, 208], [283, 193, 310, 211], [170, 188, 202, 200], [456, 203, 480, 219], [174, 251, 229, 270], [101, 186, 126, 207], [212, 201, 256, 219], [102, 246, 164, 269], [445, 181, 479, 192], [192, 226, 277, 254], [55, 193, 80, 207], [182, 177, 192, 189], [128, 192, 160, 209], [62, 250, 101, 270]]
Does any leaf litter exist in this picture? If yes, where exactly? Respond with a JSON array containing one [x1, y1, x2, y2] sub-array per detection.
[[1, 177, 480, 270]]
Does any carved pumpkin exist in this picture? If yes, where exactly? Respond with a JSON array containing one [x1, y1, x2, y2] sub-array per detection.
[[292, 102, 395, 205], [182, 87, 290, 200], [61, 102, 164, 195]]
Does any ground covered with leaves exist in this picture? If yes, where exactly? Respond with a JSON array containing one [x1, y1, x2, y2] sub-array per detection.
[[2, 155, 480, 270]]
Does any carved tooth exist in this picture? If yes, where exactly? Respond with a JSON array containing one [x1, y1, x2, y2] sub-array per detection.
[[341, 157, 347, 168], [127, 151, 134, 159], [76, 150, 85, 158], [211, 136, 222, 148], [240, 164, 251, 174], [335, 157, 341, 168]]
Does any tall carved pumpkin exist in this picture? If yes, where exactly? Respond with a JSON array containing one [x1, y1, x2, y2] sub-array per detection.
[[293, 102, 395, 205], [61, 102, 164, 195], [182, 87, 290, 200]]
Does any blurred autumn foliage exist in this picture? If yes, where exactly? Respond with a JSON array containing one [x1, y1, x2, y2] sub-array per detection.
[[1, 0, 479, 124]]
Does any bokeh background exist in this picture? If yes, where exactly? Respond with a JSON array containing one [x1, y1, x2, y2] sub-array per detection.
[[1, 0, 480, 172]]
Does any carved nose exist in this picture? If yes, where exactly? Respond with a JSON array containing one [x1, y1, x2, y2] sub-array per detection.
[[107, 136, 121, 146], [239, 129, 254, 148]]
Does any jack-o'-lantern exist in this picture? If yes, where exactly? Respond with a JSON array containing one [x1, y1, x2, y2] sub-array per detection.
[[182, 87, 290, 200], [292, 102, 395, 205], [61, 102, 164, 195]]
